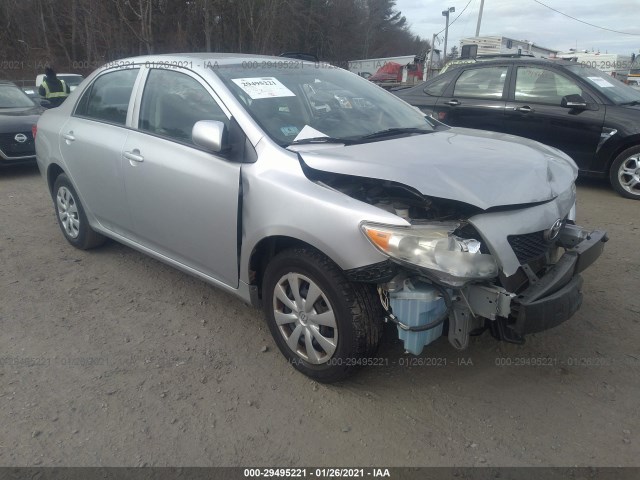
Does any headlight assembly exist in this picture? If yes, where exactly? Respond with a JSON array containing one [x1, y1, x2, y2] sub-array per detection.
[[361, 222, 498, 286]]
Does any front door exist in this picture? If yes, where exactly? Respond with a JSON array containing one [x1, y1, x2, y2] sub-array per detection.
[[122, 68, 242, 287], [504, 65, 605, 169]]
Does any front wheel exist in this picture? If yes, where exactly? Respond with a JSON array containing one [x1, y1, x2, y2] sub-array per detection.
[[53, 174, 106, 249], [262, 248, 383, 383], [610, 146, 640, 199]]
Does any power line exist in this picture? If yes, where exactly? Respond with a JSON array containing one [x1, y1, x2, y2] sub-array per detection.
[[532, 0, 640, 36], [436, 0, 474, 36]]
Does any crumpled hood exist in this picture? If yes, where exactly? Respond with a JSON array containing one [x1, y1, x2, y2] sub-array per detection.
[[295, 127, 578, 210]]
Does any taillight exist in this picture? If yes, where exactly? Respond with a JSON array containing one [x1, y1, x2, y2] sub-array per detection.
[[32, 124, 37, 139]]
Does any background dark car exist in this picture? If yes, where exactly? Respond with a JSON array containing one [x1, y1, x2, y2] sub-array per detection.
[[21, 86, 51, 109], [395, 58, 640, 199], [0, 80, 42, 167]]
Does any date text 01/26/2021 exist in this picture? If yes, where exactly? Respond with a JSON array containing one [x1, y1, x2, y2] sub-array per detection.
[[244, 468, 391, 478], [288, 357, 474, 367]]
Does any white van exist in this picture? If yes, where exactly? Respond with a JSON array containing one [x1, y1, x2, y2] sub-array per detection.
[[35, 73, 84, 91]]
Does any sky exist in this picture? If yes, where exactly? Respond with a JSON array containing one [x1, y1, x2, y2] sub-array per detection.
[[394, 0, 640, 56]]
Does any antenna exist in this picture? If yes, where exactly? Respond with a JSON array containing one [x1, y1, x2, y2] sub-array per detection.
[[475, 0, 485, 37]]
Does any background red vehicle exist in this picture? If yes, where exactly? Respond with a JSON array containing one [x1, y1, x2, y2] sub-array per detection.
[[368, 61, 424, 86]]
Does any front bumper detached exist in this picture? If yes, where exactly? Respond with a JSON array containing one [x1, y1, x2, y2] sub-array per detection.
[[379, 226, 607, 352], [508, 229, 607, 336]]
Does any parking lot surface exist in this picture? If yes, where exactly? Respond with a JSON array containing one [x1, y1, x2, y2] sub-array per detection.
[[1, 166, 639, 466]]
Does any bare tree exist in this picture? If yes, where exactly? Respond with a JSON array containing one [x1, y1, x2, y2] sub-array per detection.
[[0, 0, 428, 82], [113, 0, 159, 54]]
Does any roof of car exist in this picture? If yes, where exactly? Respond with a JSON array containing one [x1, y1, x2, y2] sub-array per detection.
[[395, 56, 589, 94], [448, 57, 579, 68]]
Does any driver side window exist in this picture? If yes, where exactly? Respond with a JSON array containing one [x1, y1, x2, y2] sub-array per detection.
[[138, 69, 228, 145], [515, 67, 584, 105], [424, 72, 454, 96]]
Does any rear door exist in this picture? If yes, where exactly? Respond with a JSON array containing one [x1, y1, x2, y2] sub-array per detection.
[[59, 67, 141, 234], [504, 65, 605, 168], [122, 67, 242, 287], [434, 64, 510, 131]]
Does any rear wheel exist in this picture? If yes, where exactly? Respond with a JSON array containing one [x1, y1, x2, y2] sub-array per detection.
[[262, 248, 383, 383], [53, 174, 106, 249], [610, 146, 640, 199]]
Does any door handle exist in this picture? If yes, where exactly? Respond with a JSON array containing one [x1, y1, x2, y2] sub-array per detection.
[[123, 150, 144, 163], [445, 99, 461, 106], [515, 105, 533, 113], [63, 132, 75, 142]]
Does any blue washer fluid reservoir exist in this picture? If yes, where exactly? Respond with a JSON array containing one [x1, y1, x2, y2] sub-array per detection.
[[389, 281, 446, 355]]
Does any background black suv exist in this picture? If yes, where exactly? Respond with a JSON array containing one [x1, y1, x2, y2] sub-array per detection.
[[395, 58, 640, 199]]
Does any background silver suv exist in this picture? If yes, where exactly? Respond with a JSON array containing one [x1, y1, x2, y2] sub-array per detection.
[[35, 54, 606, 382]]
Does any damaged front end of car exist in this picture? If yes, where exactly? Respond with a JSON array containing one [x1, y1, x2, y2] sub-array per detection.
[[305, 165, 607, 355], [367, 219, 607, 354]]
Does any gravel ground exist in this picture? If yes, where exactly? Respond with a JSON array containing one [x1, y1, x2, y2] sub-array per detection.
[[0, 166, 639, 467]]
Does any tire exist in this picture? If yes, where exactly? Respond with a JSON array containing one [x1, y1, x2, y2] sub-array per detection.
[[262, 247, 383, 383], [52, 174, 105, 249], [609, 146, 640, 200]]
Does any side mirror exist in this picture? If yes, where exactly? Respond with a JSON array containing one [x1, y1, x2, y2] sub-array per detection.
[[561, 94, 587, 109], [192, 120, 227, 153], [39, 99, 52, 108]]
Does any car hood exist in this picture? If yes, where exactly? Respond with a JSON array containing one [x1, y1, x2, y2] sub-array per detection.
[[0, 107, 42, 133], [294, 127, 578, 210]]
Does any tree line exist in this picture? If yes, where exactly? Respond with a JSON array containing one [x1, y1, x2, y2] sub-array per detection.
[[0, 0, 430, 80]]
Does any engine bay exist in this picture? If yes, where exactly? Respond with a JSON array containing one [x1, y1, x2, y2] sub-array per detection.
[[310, 170, 481, 223]]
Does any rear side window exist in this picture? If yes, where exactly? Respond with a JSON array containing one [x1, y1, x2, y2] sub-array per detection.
[[138, 69, 228, 145], [75, 68, 139, 125], [453, 66, 508, 98]]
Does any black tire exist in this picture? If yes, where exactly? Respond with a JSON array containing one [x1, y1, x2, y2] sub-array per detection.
[[609, 146, 640, 200], [262, 247, 383, 383], [52, 174, 106, 249]]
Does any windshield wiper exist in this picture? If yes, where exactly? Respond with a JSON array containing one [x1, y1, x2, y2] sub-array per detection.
[[289, 136, 351, 146], [620, 100, 640, 106], [357, 127, 432, 141]]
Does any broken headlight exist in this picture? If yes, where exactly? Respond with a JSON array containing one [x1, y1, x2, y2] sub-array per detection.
[[361, 222, 498, 286]]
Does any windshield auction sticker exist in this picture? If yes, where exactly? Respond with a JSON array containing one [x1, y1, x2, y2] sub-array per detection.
[[232, 77, 296, 99], [587, 76, 615, 88]]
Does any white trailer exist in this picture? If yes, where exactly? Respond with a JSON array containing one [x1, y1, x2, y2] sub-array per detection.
[[459, 36, 558, 58], [557, 52, 633, 79]]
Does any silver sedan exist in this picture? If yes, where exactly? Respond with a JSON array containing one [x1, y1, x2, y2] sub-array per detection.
[[35, 54, 606, 382]]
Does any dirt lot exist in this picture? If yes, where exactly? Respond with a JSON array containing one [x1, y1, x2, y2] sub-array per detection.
[[0, 165, 639, 467]]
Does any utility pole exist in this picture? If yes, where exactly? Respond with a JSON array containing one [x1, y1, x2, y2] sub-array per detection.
[[442, 7, 455, 62], [425, 33, 438, 80], [475, 0, 485, 37]]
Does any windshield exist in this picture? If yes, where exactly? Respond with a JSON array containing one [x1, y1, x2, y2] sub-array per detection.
[[214, 63, 434, 146], [0, 84, 36, 108], [566, 65, 640, 105]]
